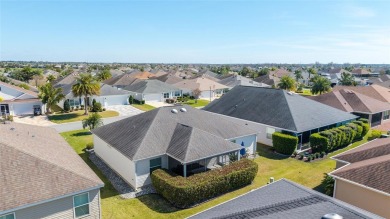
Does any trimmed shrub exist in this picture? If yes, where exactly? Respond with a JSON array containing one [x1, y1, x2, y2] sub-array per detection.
[[310, 133, 329, 153], [63, 99, 70, 112], [368, 129, 382, 141], [272, 132, 298, 155], [129, 95, 134, 105], [151, 159, 258, 208], [91, 102, 102, 112], [86, 142, 94, 150], [359, 118, 369, 124], [134, 99, 145, 105]]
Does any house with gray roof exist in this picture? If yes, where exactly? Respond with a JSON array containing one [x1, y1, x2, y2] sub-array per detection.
[[189, 179, 382, 219], [0, 123, 104, 219], [91, 106, 257, 189], [219, 75, 269, 88], [123, 79, 182, 102], [204, 86, 357, 149]]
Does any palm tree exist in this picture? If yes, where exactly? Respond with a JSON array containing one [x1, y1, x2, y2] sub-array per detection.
[[82, 113, 103, 130], [96, 69, 112, 81], [307, 68, 317, 81], [277, 75, 296, 91], [311, 75, 331, 95], [38, 83, 65, 114], [294, 70, 303, 81], [46, 74, 56, 83], [72, 74, 100, 115], [339, 72, 355, 86]]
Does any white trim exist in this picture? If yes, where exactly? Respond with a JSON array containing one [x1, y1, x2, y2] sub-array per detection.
[[0, 212, 15, 219], [333, 179, 337, 198], [73, 192, 90, 219], [0, 185, 102, 215]]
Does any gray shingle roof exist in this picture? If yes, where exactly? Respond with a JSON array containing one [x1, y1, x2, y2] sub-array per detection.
[[123, 79, 181, 94], [99, 83, 130, 96], [203, 86, 357, 133], [189, 179, 382, 219], [92, 106, 257, 161]]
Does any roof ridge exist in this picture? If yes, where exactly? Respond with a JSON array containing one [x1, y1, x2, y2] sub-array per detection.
[[0, 142, 102, 186], [180, 124, 195, 162], [281, 90, 299, 131]]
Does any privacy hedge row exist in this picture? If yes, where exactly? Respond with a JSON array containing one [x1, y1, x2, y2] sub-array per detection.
[[151, 159, 258, 208], [352, 120, 370, 137], [309, 133, 329, 153], [272, 132, 298, 155]]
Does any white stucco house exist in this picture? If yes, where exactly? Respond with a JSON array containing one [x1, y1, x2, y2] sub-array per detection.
[[173, 77, 229, 99], [0, 81, 44, 116], [91, 106, 257, 189]]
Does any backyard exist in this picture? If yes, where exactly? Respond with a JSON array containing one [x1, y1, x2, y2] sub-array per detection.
[[60, 129, 370, 219], [49, 110, 119, 124]]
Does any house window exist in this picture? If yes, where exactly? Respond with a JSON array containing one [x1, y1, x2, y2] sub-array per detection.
[[266, 127, 275, 139], [163, 93, 170, 98], [73, 193, 90, 218], [0, 213, 15, 219], [150, 157, 162, 173], [174, 90, 181, 97], [383, 111, 390, 120]]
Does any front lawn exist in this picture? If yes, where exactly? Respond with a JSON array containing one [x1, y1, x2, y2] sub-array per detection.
[[131, 104, 156, 111], [60, 129, 370, 219], [184, 99, 210, 108], [49, 110, 119, 124]]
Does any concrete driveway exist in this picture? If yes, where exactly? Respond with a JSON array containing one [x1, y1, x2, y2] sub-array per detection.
[[105, 105, 143, 116], [13, 115, 56, 126]]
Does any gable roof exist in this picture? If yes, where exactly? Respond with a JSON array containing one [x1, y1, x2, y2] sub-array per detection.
[[154, 73, 184, 84], [189, 179, 380, 219], [333, 85, 390, 103], [269, 68, 290, 78], [308, 89, 390, 114], [173, 77, 228, 91], [330, 138, 390, 195], [203, 86, 357, 133], [254, 74, 280, 86], [92, 106, 257, 161], [219, 75, 266, 88], [0, 123, 103, 213], [0, 81, 38, 98], [123, 79, 180, 94], [99, 83, 130, 96], [103, 73, 144, 87]]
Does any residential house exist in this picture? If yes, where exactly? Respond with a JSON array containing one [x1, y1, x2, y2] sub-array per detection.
[[333, 85, 390, 103], [269, 68, 291, 78], [0, 81, 43, 116], [219, 74, 269, 89], [173, 77, 229, 99], [330, 138, 390, 218], [308, 89, 390, 127], [91, 106, 257, 189], [189, 179, 381, 219], [154, 73, 184, 84], [203, 86, 357, 149], [352, 68, 379, 77], [0, 123, 104, 219], [254, 74, 280, 87], [123, 79, 182, 102]]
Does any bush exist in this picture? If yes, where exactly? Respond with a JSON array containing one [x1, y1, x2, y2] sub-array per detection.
[[315, 152, 320, 158], [134, 99, 145, 105], [103, 108, 106, 111], [359, 118, 369, 124], [151, 159, 258, 208], [368, 129, 382, 141], [321, 151, 326, 158], [272, 132, 298, 155], [63, 99, 70, 112], [86, 142, 94, 150], [310, 133, 329, 153], [2, 115, 13, 121], [91, 102, 102, 112], [70, 106, 74, 112], [129, 95, 134, 104]]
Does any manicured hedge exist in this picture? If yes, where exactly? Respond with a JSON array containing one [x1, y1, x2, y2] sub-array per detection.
[[368, 129, 382, 140], [309, 133, 329, 153], [272, 132, 298, 155], [151, 159, 258, 208]]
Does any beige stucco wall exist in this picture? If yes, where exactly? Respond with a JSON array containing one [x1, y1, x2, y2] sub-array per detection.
[[334, 179, 390, 218]]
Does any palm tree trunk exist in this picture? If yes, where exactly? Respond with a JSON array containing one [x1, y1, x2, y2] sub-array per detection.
[[46, 104, 51, 114], [84, 96, 89, 115]]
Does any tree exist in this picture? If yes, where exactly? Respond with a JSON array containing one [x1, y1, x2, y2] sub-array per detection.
[[82, 113, 103, 130], [71, 74, 100, 115], [311, 75, 331, 95], [63, 99, 70, 112], [321, 174, 335, 196], [294, 70, 303, 81], [18, 83, 30, 90], [192, 88, 202, 103], [277, 75, 296, 91], [307, 68, 317, 81], [239, 67, 252, 77], [96, 69, 112, 81], [32, 74, 44, 87], [257, 68, 269, 76], [339, 72, 355, 86], [47, 74, 56, 83], [38, 83, 65, 114]]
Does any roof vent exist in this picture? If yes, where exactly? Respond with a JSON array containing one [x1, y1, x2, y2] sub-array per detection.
[[180, 108, 187, 112], [322, 213, 343, 219], [269, 177, 274, 184], [171, 109, 178, 114]]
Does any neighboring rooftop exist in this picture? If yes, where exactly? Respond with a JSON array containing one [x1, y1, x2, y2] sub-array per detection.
[[219, 75, 267, 88], [333, 85, 390, 103], [189, 179, 381, 219], [92, 106, 257, 161], [204, 86, 357, 133], [173, 77, 228, 91], [123, 79, 180, 94], [0, 123, 103, 212], [154, 73, 184, 84]]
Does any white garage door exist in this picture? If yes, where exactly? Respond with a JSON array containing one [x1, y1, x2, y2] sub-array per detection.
[[144, 93, 162, 102], [12, 102, 42, 115], [103, 95, 129, 106]]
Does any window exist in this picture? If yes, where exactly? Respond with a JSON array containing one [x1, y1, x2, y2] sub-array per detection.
[[163, 93, 170, 98], [174, 90, 181, 97], [0, 213, 15, 219], [266, 127, 275, 139], [73, 193, 90, 218], [383, 111, 390, 120], [231, 139, 236, 143], [150, 157, 162, 173]]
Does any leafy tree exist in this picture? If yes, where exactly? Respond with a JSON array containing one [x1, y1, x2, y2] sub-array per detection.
[[311, 75, 331, 95], [32, 74, 44, 87], [239, 67, 252, 77], [277, 75, 296, 91], [294, 70, 303, 81], [18, 83, 30, 90], [96, 69, 112, 81], [0, 73, 10, 83], [9, 66, 42, 82], [192, 88, 202, 103], [257, 68, 269, 76], [386, 69, 390, 75], [71, 74, 100, 115], [38, 83, 65, 114], [46, 74, 56, 83], [339, 72, 355, 86], [321, 174, 335, 196], [82, 113, 103, 130], [63, 99, 70, 112], [307, 68, 317, 81], [210, 65, 230, 75]]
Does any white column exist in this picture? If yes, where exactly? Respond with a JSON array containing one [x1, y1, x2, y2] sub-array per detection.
[[183, 164, 187, 178]]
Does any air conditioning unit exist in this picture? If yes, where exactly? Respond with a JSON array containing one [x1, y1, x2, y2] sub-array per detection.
[[269, 177, 274, 183]]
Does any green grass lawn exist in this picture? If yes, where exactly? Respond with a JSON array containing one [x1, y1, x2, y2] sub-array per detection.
[[49, 110, 119, 124], [60, 129, 370, 219], [298, 89, 313, 96], [183, 99, 210, 108], [131, 104, 156, 111]]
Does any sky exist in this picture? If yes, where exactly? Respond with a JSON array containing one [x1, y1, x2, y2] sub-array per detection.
[[0, 0, 389, 64]]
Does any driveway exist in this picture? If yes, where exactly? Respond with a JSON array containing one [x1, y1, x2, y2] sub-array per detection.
[[105, 105, 143, 116], [13, 115, 56, 126]]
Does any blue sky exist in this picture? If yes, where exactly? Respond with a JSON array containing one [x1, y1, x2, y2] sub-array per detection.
[[1, 0, 389, 63]]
